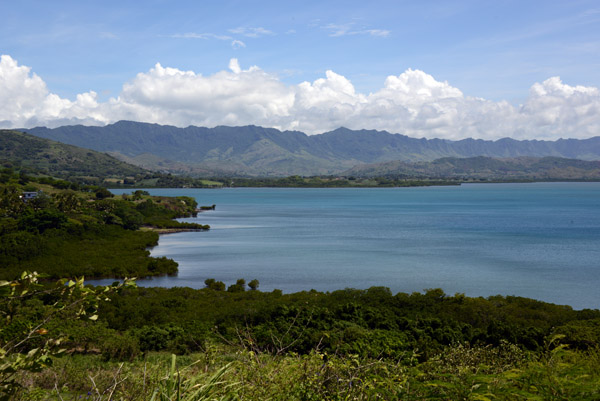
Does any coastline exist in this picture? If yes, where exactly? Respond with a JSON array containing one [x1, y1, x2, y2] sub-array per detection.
[[140, 227, 208, 235]]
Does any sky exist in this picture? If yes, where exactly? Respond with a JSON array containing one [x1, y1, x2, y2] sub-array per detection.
[[1, 0, 599, 140]]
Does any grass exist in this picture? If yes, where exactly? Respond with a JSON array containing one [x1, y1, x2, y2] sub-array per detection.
[[197, 180, 223, 187], [12, 342, 600, 400]]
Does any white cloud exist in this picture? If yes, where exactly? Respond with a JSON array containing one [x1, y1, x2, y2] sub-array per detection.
[[228, 27, 274, 38], [1, 54, 599, 140], [171, 32, 246, 50], [517, 77, 600, 138], [228, 58, 242, 73], [231, 40, 246, 49], [323, 23, 390, 38], [170, 32, 232, 41], [0, 55, 107, 128], [323, 23, 352, 37], [362, 29, 391, 37]]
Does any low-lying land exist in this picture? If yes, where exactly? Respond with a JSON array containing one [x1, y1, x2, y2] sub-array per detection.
[[0, 167, 208, 280], [343, 155, 600, 181]]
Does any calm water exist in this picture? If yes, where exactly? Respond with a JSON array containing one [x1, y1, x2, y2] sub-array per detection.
[[108, 183, 600, 309]]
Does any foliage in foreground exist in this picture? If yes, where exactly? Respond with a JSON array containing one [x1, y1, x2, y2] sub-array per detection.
[[0, 271, 136, 400], [2, 272, 600, 399], [9, 341, 600, 400]]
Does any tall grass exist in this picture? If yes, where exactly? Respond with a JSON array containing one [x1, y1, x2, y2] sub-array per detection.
[[14, 342, 600, 400]]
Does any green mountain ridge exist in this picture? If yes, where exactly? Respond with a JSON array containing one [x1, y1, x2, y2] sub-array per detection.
[[0, 129, 148, 183], [4, 127, 600, 183], [24, 121, 600, 176]]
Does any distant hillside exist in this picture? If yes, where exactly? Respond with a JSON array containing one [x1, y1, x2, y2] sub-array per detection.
[[0, 129, 148, 183], [24, 121, 600, 176], [26, 122, 345, 176], [343, 156, 600, 180]]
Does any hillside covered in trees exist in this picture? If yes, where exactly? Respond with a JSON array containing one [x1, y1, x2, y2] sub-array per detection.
[[343, 156, 600, 181], [0, 129, 148, 185], [0, 129, 227, 188]]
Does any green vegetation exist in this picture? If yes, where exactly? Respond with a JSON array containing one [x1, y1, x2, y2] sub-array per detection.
[[0, 129, 226, 189], [8, 128, 598, 189], [96, 285, 600, 361], [0, 167, 208, 280], [0, 130, 146, 186], [344, 156, 600, 181], [0, 272, 135, 400], [2, 168, 600, 399], [229, 176, 460, 187], [24, 121, 600, 177], [3, 273, 600, 399], [8, 341, 600, 400]]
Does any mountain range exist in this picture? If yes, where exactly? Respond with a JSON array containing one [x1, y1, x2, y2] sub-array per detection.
[[24, 121, 600, 176]]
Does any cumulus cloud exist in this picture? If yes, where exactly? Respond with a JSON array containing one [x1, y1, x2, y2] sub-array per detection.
[[518, 77, 600, 138], [1, 54, 599, 140], [0, 55, 108, 128]]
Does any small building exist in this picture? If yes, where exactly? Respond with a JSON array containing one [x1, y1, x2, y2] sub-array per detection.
[[21, 192, 39, 201]]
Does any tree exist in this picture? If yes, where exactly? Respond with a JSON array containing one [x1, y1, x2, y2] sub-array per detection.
[[132, 190, 150, 200], [53, 191, 81, 212], [0, 185, 25, 217], [114, 205, 144, 230], [204, 278, 225, 291], [227, 279, 246, 293], [95, 187, 114, 199], [248, 279, 260, 291], [18, 209, 67, 234]]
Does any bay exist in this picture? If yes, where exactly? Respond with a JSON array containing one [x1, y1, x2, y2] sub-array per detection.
[[108, 183, 600, 310]]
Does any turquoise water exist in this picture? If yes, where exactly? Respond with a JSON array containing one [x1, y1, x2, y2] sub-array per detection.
[[109, 183, 600, 309]]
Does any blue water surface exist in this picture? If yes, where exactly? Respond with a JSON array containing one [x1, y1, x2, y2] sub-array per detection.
[[108, 183, 600, 309]]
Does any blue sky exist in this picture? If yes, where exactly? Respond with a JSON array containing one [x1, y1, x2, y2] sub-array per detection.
[[1, 0, 599, 139]]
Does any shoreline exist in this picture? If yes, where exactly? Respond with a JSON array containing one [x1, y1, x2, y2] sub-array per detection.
[[140, 227, 208, 235]]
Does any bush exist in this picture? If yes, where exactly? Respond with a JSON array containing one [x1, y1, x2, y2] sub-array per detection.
[[136, 325, 186, 353], [95, 187, 114, 199], [101, 333, 141, 361]]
